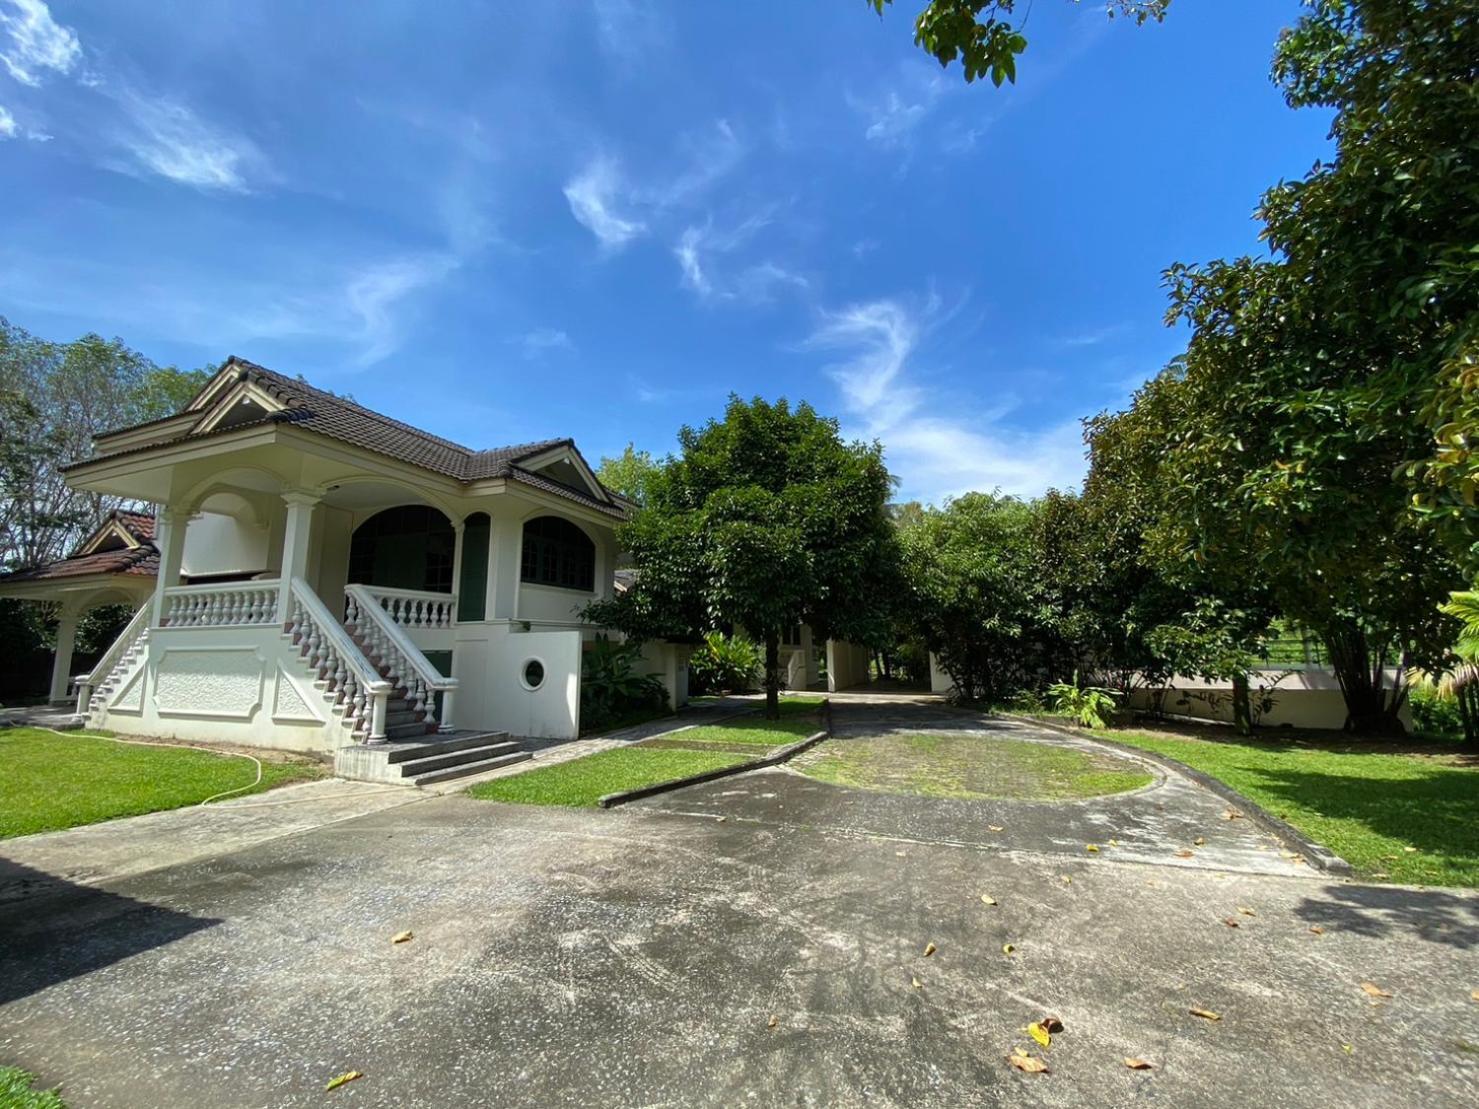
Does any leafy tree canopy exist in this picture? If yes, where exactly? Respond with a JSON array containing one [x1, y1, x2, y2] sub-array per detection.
[[587, 395, 901, 716], [596, 443, 659, 506], [866, 0, 1169, 86]]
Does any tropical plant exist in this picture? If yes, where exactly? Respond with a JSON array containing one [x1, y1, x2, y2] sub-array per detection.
[[1047, 673, 1118, 730], [687, 631, 763, 695], [580, 635, 668, 732]]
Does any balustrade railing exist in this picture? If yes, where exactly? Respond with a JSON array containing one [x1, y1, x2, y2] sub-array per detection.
[[344, 584, 458, 733], [286, 578, 391, 742], [356, 585, 456, 630], [163, 580, 280, 627], [76, 604, 151, 716]]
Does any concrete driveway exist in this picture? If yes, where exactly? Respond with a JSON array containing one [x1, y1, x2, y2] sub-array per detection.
[[2, 705, 1478, 1107]]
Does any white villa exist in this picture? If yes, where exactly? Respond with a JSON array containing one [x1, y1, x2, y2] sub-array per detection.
[[0, 358, 871, 784]]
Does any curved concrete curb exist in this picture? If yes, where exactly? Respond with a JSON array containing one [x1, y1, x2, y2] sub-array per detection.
[[1004, 714, 1354, 877], [599, 706, 832, 810]]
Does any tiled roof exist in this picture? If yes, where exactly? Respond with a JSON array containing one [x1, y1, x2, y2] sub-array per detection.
[[0, 545, 158, 584], [75, 358, 625, 518], [113, 511, 156, 542]]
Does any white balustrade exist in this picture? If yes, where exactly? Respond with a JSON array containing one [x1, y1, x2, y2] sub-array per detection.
[[344, 584, 458, 733], [162, 580, 280, 627], [76, 604, 152, 717], [285, 578, 390, 742], [356, 585, 457, 630]]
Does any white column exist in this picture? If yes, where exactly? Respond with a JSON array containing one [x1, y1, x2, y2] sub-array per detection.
[[49, 599, 82, 703], [449, 518, 466, 618], [276, 493, 320, 621], [150, 507, 191, 627]]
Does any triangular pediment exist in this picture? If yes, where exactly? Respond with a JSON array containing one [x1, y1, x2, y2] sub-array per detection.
[[520, 444, 609, 503], [191, 378, 288, 435]]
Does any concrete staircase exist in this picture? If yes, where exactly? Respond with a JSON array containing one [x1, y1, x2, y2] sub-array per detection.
[[334, 730, 529, 786]]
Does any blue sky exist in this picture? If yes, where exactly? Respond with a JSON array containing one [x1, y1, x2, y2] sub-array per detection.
[[0, 0, 1331, 504]]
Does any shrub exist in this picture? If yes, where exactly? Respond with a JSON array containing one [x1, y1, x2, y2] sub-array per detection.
[[688, 631, 763, 695], [1047, 673, 1119, 729], [581, 635, 668, 732], [1410, 683, 1463, 740]]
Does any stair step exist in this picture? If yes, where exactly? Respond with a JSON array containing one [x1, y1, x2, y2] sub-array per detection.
[[384, 732, 514, 764], [408, 750, 531, 785], [384, 709, 422, 728], [396, 741, 523, 777], [385, 720, 437, 739]]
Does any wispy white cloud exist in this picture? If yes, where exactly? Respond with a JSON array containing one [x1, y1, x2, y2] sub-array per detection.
[[1054, 322, 1131, 348], [640, 119, 743, 209], [0, 102, 13, 138], [852, 67, 946, 150], [517, 327, 574, 358], [806, 297, 1087, 502], [345, 253, 459, 366], [672, 207, 807, 305], [564, 156, 646, 250], [0, 0, 80, 87], [108, 88, 267, 191]]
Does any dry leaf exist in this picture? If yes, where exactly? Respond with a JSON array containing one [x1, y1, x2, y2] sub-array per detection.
[[1108, 838, 1119, 847], [1238, 907, 1256, 917], [1061, 875, 1072, 884], [391, 930, 414, 944], [1189, 1008, 1221, 1021], [1224, 809, 1243, 821], [989, 824, 1005, 832], [326, 1071, 363, 1092], [1175, 849, 1194, 859], [1026, 1021, 1051, 1048], [923, 942, 937, 957], [1469, 988, 1479, 1003], [1342, 1043, 1353, 1054], [1002, 943, 1016, 955], [911, 976, 922, 989], [1123, 1057, 1154, 1070], [895, 850, 906, 858], [768, 1014, 779, 1029], [1039, 1016, 1064, 1034], [1007, 1051, 1048, 1074], [1309, 926, 1325, 936], [1223, 918, 1240, 928], [1360, 982, 1392, 999], [1194, 836, 1206, 846], [1085, 844, 1100, 853], [981, 894, 998, 906]]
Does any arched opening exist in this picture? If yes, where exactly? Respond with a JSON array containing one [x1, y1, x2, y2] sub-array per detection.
[[348, 505, 455, 593], [520, 516, 595, 592]]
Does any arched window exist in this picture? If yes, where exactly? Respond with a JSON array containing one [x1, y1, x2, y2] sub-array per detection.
[[349, 505, 455, 593], [521, 516, 595, 592]]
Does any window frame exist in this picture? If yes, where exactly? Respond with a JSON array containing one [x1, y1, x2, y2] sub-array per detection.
[[519, 515, 596, 593]]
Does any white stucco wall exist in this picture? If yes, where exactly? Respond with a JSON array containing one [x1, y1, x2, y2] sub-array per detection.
[[451, 623, 583, 739], [181, 511, 270, 579], [1127, 669, 1414, 731]]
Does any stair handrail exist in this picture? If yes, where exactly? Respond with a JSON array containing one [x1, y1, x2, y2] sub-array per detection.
[[76, 604, 151, 715], [344, 583, 459, 733], [287, 577, 392, 743]]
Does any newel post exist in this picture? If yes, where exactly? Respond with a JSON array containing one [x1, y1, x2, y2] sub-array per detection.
[[277, 492, 320, 624], [149, 506, 192, 628]]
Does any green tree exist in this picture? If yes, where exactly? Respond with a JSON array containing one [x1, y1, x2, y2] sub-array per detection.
[[587, 396, 900, 717], [596, 443, 659, 505], [866, 0, 1168, 86], [0, 318, 210, 570], [898, 492, 1066, 704]]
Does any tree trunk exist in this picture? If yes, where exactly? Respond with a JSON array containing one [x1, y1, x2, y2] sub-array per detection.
[[764, 632, 781, 719], [1231, 672, 1252, 737], [1322, 622, 1407, 737]]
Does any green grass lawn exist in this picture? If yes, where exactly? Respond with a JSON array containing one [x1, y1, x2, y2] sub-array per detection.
[[0, 1066, 67, 1109], [794, 731, 1154, 801], [1108, 731, 1479, 887], [0, 728, 325, 839], [468, 746, 749, 807], [675, 713, 821, 748]]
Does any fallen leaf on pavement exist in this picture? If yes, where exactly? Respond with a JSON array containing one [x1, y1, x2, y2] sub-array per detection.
[[1008, 1049, 1048, 1074], [1223, 918, 1240, 928], [1175, 849, 1194, 859], [1194, 837, 1206, 846], [895, 850, 906, 858], [1238, 907, 1256, 917], [981, 894, 997, 906], [391, 930, 413, 944], [1061, 875, 1072, 884], [1108, 838, 1119, 847], [1026, 1021, 1051, 1048], [1470, 989, 1479, 1002], [1224, 809, 1243, 821], [1189, 1008, 1221, 1021], [1039, 1016, 1064, 1033], [1360, 982, 1392, 999], [1003, 943, 1016, 955], [989, 825, 1005, 832], [1085, 844, 1100, 853], [923, 942, 937, 957], [911, 977, 922, 989], [1342, 1043, 1353, 1054], [1309, 926, 1325, 935], [326, 1072, 363, 1092], [1123, 1057, 1154, 1070], [768, 1014, 779, 1029]]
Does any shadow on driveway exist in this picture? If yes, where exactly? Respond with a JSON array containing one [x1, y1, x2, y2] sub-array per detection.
[[1295, 883, 1479, 949], [0, 858, 218, 1005]]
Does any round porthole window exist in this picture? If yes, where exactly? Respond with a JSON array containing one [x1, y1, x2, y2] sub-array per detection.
[[521, 658, 545, 691]]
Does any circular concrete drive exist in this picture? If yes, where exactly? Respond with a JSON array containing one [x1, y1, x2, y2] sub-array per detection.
[[635, 698, 1312, 878]]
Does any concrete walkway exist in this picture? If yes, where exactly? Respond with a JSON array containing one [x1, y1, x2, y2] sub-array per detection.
[[0, 779, 424, 903]]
